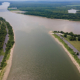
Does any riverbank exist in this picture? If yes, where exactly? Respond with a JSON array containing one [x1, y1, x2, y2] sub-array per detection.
[[2, 28, 15, 80], [10, 11, 26, 14], [49, 31, 80, 73]]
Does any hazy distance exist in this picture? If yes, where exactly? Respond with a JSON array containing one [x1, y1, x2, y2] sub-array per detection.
[[0, 0, 80, 1]]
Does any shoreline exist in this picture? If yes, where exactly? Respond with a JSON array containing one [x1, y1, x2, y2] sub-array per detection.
[[49, 31, 80, 73], [9, 10, 80, 22], [10, 11, 26, 14], [2, 29, 15, 80]]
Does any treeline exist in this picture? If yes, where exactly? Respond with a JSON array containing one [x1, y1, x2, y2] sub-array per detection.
[[54, 31, 80, 41], [8, 1, 80, 21], [63, 32, 80, 41], [24, 11, 80, 20], [0, 18, 14, 69], [5, 22, 14, 52], [0, 18, 7, 54]]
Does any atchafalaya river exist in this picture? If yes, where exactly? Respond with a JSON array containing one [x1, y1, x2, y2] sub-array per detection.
[[0, 2, 80, 80]]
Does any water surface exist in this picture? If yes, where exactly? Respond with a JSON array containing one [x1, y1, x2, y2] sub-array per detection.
[[0, 2, 80, 80], [68, 9, 78, 14]]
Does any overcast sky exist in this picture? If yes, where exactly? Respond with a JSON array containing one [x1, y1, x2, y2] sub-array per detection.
[[0, 0, 80, 1]]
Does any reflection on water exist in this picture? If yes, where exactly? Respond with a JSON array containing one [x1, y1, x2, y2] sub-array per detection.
[[68, 9, 78, 14], [0, 2, 80, 80]]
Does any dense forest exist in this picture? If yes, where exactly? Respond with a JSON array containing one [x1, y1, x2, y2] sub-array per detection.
[[0, 18, 7, 55], [8, 1, 80, 21]]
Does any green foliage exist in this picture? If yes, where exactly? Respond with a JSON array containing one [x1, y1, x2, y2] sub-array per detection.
[[60, 31, 64, 34], [69, 32, 74, 36], [0, 18, 7, 54], [64, 34, 67, 38], [0, 50, 5, 56], [54, 31, 58, 33], [6, 52, 10, 60], [69, 36, 76, 41], [77, 52, 79, 55], [78, 36, 80, 41], [1, 61, 7, 68], [8, 1, 80, 21], [0, 17, 14, 69], [53, 31, 80, 41]]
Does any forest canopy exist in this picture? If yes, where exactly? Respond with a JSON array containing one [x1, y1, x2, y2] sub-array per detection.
[[8, 1, 80, 21]]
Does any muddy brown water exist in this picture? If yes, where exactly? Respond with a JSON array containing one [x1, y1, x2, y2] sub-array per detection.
[[0, 2, 80, 80]]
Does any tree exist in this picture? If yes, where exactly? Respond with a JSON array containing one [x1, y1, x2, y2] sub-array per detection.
[[78, 36, 80, 41], [65, 32, 68, 35], [77, 52, 79, 55], [54, 31, 57, 33], [64, 34, 67, 38], [69, 32, 74, 36], [69, 36, 76, 41], [60, 31, 64, 34]]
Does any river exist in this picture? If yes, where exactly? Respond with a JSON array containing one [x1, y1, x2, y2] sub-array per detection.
[[0, 2, 80, 80]]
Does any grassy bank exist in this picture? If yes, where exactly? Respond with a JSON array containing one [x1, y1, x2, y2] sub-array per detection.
[[53, 34, 80, 65], [64, 37, 80, 52]]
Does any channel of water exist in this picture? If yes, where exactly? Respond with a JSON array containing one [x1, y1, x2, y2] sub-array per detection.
[[0, 2, 80, 80]]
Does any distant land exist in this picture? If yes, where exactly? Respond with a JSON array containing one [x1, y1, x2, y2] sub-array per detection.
[[7, 1, 80, 21]]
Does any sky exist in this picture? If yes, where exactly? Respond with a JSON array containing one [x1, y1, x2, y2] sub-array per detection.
[[0, 0, 80, 1]]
